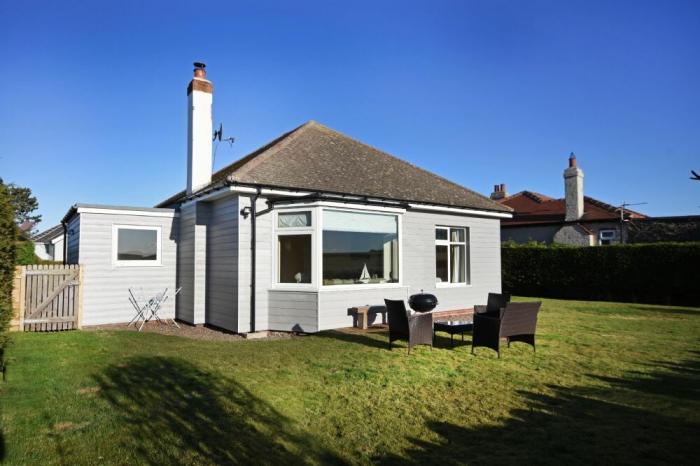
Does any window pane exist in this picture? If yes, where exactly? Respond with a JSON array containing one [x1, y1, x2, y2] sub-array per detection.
[[450, 244, 466, 283], [278, 211, 311, 228], [118, 229, 157, 260], [436, 245, 448, 283], [435, 228, 448, 240], [450, 228, 465, 242], [323, 211, 398, 285], [278, 235, 311, 283]]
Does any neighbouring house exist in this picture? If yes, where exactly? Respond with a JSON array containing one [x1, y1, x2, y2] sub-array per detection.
[[32, 224, 65, 262], [61, 63, 512, 333], [492, 154, 646, 246]]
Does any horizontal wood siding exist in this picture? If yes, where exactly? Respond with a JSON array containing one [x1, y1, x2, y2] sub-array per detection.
[[402, 210, 502, 311], [268, 290, 318, 332], [318, 287, 409, 331], [237, 196, 272, 333], [78, 212, 177, 326], [176, 204, 196, 323], [205, 197, 239, 331], [66, 216, 80, 264]]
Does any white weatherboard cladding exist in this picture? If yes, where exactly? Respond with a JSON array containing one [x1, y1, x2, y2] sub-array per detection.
[[237, 195, 273, 333], [77, 212, 177, 326], [247, 197, 503, 332], [205, 197, 239, 331], [187, 85, 213, 195]]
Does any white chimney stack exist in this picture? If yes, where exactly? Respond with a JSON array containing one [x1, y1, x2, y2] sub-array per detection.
[[186, 62, 213, 195], [564, 152, 584, 221]]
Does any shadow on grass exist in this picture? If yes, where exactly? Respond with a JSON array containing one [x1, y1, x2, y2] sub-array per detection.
[[377, 352, 700, 465], [94, 356, 346, 465], [314, 330, 391, 350]]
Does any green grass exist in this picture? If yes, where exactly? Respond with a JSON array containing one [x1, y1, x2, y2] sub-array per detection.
[[1, 298, 699, 465]]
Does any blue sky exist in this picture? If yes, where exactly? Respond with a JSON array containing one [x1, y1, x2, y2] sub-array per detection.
[[1, 0, 698, 228]]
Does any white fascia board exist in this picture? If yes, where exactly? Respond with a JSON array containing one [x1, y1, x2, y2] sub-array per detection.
[[76, 207, 179, 218], [408, 203, 513, 219], [277, 201, 405, 214], [181, 185, 313, 206]]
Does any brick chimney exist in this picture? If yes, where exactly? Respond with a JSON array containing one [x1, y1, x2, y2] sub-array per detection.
[[490, 183, 507, 200], [564, 152, 584, 221], [187, 62, 213, 195]]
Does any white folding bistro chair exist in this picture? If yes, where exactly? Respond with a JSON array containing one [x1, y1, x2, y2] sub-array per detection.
[[128, 287, 182, 331]]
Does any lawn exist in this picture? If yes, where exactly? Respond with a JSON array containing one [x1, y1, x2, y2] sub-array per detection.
[[1, 298, 699, 465]]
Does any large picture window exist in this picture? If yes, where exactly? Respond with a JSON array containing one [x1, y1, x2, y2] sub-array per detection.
[[323, 210, 399, 286], [435, 226, 469, 284], [276, 211, 312, 284], [113, 225, 161, 266]]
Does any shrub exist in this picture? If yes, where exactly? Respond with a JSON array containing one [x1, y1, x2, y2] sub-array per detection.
[[15, 241, 37, 265], [0, 182, 17, 361], [502, 242, 700, 306]]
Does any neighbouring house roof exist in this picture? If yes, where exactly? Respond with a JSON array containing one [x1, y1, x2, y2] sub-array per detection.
[[498, 190, 646, 227], [157, 121, 511, 213], [32, 224, 64, 243]]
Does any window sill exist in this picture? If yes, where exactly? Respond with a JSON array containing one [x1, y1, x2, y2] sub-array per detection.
[[113, 262, 163, 268], [320, 283, 407, 291], [270, 285, 317, 292], [435, 282, 470, 288]]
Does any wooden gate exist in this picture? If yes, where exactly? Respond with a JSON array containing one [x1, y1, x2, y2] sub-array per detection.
[[12, 265, 83, 332]]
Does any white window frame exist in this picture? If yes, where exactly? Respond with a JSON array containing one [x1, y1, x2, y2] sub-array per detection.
[[435, 226, 469, 287], [273, 208, 316, 290], [319, 207, 403, 290], [112, 224, 162, 267], [599, 229, 617, 245]]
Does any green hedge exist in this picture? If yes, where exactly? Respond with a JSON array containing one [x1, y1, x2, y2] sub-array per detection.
[[502, 243, 700, 306], [0, 183, 17, 361]]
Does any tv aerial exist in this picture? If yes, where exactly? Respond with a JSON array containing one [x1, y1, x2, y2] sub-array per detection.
[[212, 123, 235, 165], [691, 170, 700, 181], [213, 123, 235, 145]]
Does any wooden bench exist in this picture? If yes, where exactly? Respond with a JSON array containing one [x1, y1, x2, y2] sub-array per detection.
[[348, 305, 387, 330]]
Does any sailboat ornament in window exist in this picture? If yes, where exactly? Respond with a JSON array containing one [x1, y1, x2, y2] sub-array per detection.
[[359, 264, 371, 284]]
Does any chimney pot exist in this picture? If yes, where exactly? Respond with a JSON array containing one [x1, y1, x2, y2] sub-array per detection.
[[500, 183, 506, 192], [569, 152, 577, 168], [193, 61, 207, 78], [494, 184, 500, 192]]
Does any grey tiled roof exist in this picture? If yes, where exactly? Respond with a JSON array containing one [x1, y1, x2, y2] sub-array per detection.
[[159, 121, 510, 213], [32, 224, 63, 242]]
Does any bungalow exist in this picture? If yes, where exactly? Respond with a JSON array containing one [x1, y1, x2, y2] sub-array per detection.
[[33, 224, 65, 262], [492, 154, 646, 246], [62, 63, 512, 333]]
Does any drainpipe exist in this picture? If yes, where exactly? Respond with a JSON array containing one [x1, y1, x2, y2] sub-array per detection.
[[249, 188, 261, 333], [61, 221, 67, 265]]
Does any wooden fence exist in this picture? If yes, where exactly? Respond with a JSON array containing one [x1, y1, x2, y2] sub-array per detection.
[[11, 264, 83, 332]]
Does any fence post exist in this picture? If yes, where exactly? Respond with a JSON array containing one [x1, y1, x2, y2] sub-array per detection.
[[76, 265, 84, 329], [10, 266, 25, 332]]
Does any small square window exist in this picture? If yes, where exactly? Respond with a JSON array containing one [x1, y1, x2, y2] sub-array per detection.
[[113, 225, 161, 266]]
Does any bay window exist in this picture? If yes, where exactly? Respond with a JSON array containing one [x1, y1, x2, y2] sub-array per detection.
[[322, 210, 399, 285], [435, 226, 469, 284]]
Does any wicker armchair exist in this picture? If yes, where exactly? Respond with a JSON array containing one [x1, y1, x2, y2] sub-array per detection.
[[384, 299, 433, 354], [473, 292, 511, 317], [472, 301, 541, 357]]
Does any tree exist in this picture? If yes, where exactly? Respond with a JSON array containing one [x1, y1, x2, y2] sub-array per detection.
[[0, 181, 17, 357], [0, 178, 41, 228]]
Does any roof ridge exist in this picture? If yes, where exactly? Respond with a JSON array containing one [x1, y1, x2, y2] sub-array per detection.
[[307, 122, 510, 211]]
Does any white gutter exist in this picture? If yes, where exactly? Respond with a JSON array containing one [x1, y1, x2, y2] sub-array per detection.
[[181, 185, 312, 206], [408, 203, 513, 219], [181, 184, 512, 218]]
